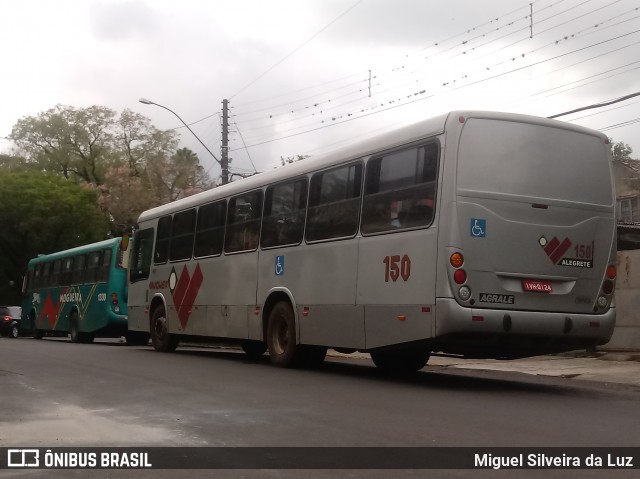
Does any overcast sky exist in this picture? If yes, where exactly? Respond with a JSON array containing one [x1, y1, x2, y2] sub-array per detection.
[[1, 0, 639, 181]]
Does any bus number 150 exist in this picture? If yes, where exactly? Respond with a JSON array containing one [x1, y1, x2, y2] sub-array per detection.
[[383, 255, 411, 282]]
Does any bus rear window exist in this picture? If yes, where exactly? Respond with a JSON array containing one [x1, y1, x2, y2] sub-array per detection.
[[457, 119, 613, 206]]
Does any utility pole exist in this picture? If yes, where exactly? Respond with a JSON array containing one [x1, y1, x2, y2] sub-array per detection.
[[221, 99, 229, 185]]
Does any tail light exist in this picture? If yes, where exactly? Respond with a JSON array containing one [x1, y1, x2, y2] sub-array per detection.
[[450, 252, 471, 301], [111, 293, 121, 313], [596, 263, 617, 311]]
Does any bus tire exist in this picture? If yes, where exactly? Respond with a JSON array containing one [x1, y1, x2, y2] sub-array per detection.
[[31, 312, 43, 339], [241, 340, 267, 359], [69, 312, 81, 343], [370, 347, 430, 373], [150, 305, 178, 353], [266, 301, 300, 368]]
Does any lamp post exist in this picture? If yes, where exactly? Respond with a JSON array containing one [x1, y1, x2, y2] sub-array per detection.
[[139, 98, 228, 184]]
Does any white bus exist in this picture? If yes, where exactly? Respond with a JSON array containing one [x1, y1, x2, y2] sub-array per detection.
[[127, 110, 617, 371]]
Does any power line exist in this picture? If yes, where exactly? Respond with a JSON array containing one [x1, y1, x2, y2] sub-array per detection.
[[229, 0, 364, 100], [230, 0, 557, 121], [599, 117, 640, 131], [233, 122, 257, 173], [549, 91, 640, 118], [231, 26, 640, 151], [234, 3, 640, 135]]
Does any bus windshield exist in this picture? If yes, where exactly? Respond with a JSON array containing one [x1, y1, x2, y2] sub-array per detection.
[[456, 119, 613, 206]]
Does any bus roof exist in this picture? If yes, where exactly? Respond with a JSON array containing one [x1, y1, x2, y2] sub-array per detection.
[[137, 110, 608, 223], [28, 238, 121, 266]]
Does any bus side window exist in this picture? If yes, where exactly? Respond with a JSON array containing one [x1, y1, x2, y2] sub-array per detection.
[[306, 163, 363, 242], [52, 260, 62, 287], [170, 209, 196, 262], [130, 228, 155, 282], [154, 216, 172, 264], [40, 262, 51, 288], [225, 190, 263, 253], [362, 142, 439, 234], [194, 201, 226, 258], [262, 178, 307, 249], [33, 264, 42, 289], [100, 248, 112, 282], [62, 257, 74, 286], [87, 251, 102, 284], [73, 255, 86, 285]]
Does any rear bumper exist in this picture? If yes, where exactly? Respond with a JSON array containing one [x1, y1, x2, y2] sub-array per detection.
[[433, 298, 616, 359]]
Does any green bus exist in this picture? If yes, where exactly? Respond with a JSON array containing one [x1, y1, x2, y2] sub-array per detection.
[[20, 237, 148, 345]]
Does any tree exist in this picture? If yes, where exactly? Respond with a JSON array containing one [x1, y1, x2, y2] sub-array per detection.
[[147, 147, 212, 203], [8, 105, 215, 236], [10, 104, 117, 184], [96, 166, 156, 236], [0, 171, 110, 304], [611, 141, 633, 162]]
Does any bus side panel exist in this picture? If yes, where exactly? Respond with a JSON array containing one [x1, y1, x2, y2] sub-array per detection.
[[258, 241, 364, 349], [148, 254, 255, 339], [357, 229, 437, 349], [206, 253, 257, 339]]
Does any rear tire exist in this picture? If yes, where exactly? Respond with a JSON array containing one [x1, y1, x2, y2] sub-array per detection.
[[10, 323, 19, 339], [69, 312, 81, 343], [370, 347, 430, 373], [266, 301, 300, 368], [150, 305, 178, 352]]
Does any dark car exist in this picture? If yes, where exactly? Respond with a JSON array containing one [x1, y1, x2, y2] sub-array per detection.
[[0, 306, 22, 338]]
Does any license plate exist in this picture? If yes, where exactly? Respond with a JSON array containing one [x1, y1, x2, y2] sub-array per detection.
[[522, 279, 553, 293]]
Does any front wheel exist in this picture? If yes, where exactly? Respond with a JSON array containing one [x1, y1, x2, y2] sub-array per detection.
[[31, 312, 43, 339], [150, 305, 179, 352]]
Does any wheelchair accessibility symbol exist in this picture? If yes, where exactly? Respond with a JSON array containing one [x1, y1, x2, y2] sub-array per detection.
[[470, 219, 486, 238], [275, 256, 285, 276]]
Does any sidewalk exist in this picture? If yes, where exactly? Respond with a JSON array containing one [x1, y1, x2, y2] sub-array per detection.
[[328, 350, 640, 387]]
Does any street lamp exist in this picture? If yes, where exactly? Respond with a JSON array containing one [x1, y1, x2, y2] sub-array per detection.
[[139, 98, 228, 184]]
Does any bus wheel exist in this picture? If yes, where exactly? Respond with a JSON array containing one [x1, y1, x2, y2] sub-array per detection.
[[266, 301, 300, 367], [241, 340, 267, 359], [31, 312, 43, 339], [370, 347, 430, 373], [69, 312, 81, 343], [150, 305, 178, 353]]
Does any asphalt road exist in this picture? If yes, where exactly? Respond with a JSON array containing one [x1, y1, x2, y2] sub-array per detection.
[[1, 337, 639, 478]]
